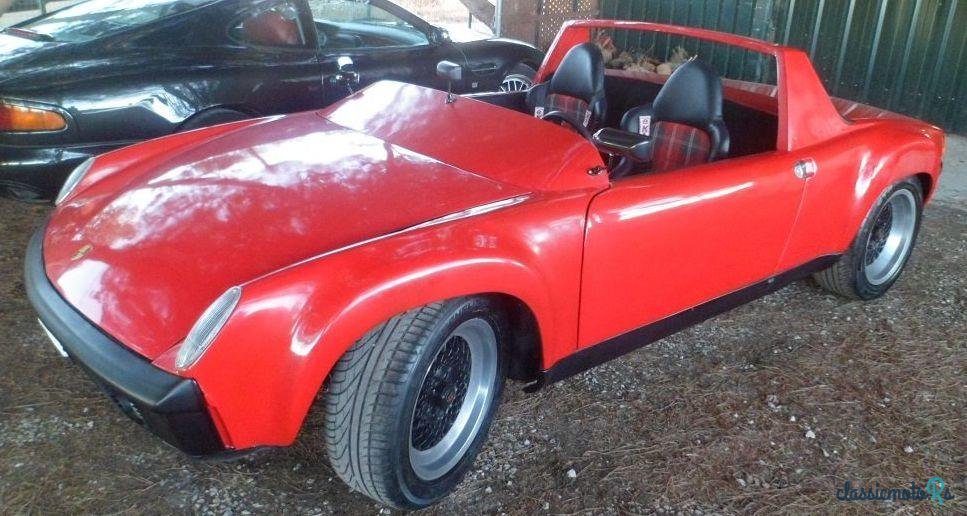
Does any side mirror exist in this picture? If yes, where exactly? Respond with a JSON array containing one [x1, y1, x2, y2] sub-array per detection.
[[437, 60, 462, 104], [436, 60, 462, 82]]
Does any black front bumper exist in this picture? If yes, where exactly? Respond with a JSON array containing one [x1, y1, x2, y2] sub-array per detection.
[[24, 224, 226, 456], [0, 141, 126, 202]]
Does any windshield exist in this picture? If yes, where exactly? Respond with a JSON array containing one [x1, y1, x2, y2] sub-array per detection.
[[15, 0, 215, 43]]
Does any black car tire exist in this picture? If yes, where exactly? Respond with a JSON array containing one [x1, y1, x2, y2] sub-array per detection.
[[500, 63, 536, 92], [0, 182, 47, 204], [814, 178, 924, 300], [178, 108, 252, 132], [324, 297, 508, 509]]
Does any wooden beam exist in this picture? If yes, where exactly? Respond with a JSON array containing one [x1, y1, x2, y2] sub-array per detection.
[[457, 0, 496, 29]]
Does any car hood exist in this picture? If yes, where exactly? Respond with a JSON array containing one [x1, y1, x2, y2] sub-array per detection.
[[43, 110, 528, 360]]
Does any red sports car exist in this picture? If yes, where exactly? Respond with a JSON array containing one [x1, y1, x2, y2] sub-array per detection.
[[26, 20, 944, 509]]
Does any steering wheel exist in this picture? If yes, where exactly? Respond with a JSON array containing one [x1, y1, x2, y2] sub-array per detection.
[[541, 111, 593, 140]]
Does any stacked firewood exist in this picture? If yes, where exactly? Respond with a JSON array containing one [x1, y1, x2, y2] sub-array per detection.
[[596, 34, 692, 75]]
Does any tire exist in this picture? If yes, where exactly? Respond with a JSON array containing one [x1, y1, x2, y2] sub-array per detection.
[[178, 108, 251, 132], [324, 297, 508, 509], [499, 63, 536, 92], [0, 182, 47, 204], [814, 178, 923, 300]]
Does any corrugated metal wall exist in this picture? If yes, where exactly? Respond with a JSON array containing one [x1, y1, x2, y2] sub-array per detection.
[[601, 0, 966, 133]]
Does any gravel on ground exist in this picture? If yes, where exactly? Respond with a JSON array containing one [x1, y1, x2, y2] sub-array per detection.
[[1, 195, 963, 514]]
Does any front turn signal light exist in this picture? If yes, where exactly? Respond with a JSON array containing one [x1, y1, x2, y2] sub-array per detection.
[[0, 102, 67, 132], [176, 287, 243, 370]]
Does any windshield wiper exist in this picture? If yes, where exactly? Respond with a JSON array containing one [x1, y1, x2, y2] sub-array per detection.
[[2, 27, 56, 42]]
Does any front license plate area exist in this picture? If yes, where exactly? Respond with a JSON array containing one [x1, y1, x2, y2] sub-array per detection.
[[38, 319, 69, 358]]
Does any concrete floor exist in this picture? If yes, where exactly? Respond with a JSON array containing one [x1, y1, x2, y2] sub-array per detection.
[[937, 134, 967, 205]]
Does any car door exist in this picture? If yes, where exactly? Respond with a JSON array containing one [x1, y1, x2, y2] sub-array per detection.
[[217, 0, 326, 114], [304, 0, 449, 105], [577, 152, 807, 349]]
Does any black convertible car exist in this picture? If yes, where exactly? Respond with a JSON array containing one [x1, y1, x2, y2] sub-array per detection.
[[0, 0, 543, 201]]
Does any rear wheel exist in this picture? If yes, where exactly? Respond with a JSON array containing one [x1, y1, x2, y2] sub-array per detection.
[[814, 178, 923, 300], [324, 297, 508, 509], [500, 63, 536, 92]]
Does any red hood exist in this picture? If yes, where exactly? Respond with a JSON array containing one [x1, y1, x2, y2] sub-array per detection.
[[44, 110, 526, 360]]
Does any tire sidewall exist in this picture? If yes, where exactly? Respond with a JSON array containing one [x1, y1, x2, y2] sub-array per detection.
[[851, 178, 924, 300], [391, 298, 509, 508]]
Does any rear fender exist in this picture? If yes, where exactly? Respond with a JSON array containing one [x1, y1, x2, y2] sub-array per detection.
[[845, 126, 942, 239], [779, 123, 943, 269]]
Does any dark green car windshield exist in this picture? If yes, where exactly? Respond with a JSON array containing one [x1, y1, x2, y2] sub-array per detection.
[[15, 0, 216, 43]]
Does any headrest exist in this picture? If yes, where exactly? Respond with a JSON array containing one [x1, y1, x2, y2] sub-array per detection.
[[549, 42, 605, 102], [653, 59, 724, 127], [242, 10, 301, 47]]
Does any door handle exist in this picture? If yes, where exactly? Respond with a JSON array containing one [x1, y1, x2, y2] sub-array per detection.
[[470, 62, 499, 75], [794, 159, 818, 180], [330, 56, 360, 90]]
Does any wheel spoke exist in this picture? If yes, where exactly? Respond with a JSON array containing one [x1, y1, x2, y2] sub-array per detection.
[[411, 337, 472, 451], [408, 318, 499, 481], [500, 75, 533, 93], [863, 190, 917, 286]]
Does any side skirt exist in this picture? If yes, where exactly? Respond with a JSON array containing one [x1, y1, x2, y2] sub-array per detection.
[[525, 255, 841, 392]]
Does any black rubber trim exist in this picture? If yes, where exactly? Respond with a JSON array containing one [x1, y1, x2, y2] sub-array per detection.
[[24, 222, 226, 456], [526, 255, 841, 391]]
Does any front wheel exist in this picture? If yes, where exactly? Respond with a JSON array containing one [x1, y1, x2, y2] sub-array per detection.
[[814, 178, 924, 300], [324, 297, 508, 509]]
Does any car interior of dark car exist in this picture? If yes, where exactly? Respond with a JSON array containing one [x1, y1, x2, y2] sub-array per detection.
[[239, 8, 304, 47], [233, 5, 427, 50], [465, 33, 780, 179], [308, 0, 429, 50], [315, 21, 428, 49]]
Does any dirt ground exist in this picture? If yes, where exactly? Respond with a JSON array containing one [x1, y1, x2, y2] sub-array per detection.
[[0, 190, 963, 515]]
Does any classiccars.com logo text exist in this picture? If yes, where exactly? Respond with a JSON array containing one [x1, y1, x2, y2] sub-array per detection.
[[836, 477, 954, 506]]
